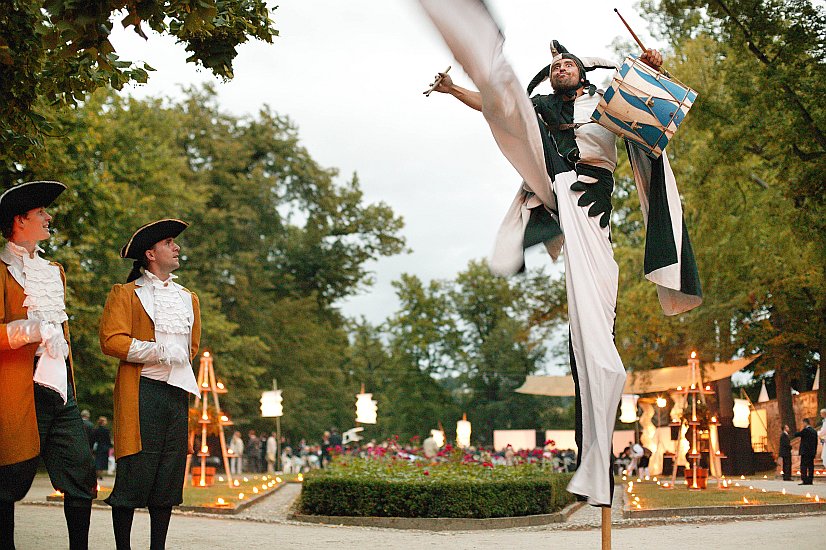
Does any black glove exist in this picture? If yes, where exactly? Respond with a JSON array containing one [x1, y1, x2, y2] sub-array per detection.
[[570, 175, 614, 228]]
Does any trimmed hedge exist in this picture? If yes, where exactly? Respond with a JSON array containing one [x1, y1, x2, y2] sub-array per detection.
[[299, 470, 575, 518]]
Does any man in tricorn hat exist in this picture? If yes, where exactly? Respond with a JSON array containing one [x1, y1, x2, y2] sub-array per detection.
[[0, 180, 96, 549], [99, 219, 201, 549]]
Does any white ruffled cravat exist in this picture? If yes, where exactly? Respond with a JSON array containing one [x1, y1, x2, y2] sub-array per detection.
[[3, 242, 70, 403]]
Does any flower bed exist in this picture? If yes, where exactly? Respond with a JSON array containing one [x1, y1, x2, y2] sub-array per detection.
[[298, 457, 574, 518]]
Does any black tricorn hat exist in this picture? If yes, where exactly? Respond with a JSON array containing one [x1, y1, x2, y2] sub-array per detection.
[[121, 219, 189, 260], [0, 181, 67, 226]]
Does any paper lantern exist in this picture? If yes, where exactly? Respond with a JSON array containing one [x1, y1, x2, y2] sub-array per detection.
[[430, 429, 445, 447], [732, 398, 750, 428], [260, 390, 283, 418], [456, 413, 472, 448], [656, 396, 667, 409], [355, 390, 378, 424], [619, 394, 640, 423]]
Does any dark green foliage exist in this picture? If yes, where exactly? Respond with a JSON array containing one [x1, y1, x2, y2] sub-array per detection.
[[299, 474, 574, 518], [0, 0, 278, 166]]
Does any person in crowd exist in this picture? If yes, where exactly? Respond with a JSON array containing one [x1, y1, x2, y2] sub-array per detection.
[[265, 432, 277, 473], [100, 218, 201, 549], [80, 409, 95, 449], [91, 417, 113, 482], [229, 431, 244, 475], [779, 424, 793, 481], [818, 409, 826, 471], [0, 181, 97, 549], [794, 418, 818, 485], [245, 430, 261, 473]]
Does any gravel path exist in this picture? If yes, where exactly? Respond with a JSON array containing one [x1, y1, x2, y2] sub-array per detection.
[[12, 475, 826, 548]]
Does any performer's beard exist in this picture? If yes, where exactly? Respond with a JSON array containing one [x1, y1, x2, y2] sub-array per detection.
[[551, 75, 583, 97]]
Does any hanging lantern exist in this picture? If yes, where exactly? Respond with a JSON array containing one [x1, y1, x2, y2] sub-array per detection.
[[619, 394, 640, 423], [732, 398, 751, 428], [355, 386, 378, 424], [456, 413, 471, 448], [757, 381, 769, 403], [656, 396, 667, 409], [260, 390, 283, 418]]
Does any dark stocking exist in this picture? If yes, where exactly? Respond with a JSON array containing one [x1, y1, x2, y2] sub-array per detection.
[[148, 506, 172, 550], [0, 501, 15, 550], [63, 498, 92, 550], [111, 507, 135, 550]]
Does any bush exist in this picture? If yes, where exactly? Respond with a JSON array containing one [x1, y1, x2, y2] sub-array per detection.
[[298, 459, 575, 518]]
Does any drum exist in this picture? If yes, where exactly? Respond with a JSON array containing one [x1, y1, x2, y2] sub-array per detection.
[[591, 55, 697, 158]]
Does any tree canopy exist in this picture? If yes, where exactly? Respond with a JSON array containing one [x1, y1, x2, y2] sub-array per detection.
[[0, 0, 277, 168]]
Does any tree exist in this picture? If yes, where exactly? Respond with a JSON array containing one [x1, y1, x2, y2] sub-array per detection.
[[0, 0, 278, 167], [10, 86, 407, 441], [621, 1, 826, 420]]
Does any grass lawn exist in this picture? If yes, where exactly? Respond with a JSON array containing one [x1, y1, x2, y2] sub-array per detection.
[[54, 473, 302, 510], [627, 479, 816, 510]]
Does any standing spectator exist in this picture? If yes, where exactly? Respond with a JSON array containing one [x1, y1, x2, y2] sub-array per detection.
[[265, 432, 277, 473], [794, 418, 818, 485], [229, 431, 244, 475], [818, 409, 826, 471], [329, 427, 342, 450], [259, 431, 269, 473], [320, 431, 331, 468], [80, 409, 95, 450], [245, 430, 260, 473], [629, 442, 644, 477], [91, 417, 113, 482], [779, 424, 792, 481]]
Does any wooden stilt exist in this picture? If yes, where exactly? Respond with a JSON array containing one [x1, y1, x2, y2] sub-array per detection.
[[601, 506, 611, 550]]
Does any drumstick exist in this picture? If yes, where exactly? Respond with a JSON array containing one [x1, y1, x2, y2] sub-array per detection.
[[614, 9, 671, 77], [423, 66, 451, 97], [614, 8, 647, 51]]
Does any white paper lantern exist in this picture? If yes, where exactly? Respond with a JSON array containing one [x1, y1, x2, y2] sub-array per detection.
[[430, 429, 445, 448], [355, 391, 378, 424], [260, 390, 283, 417], [456, 414, 472, 448], [619, 394, 640, 423], [732, 398, 751, 428]]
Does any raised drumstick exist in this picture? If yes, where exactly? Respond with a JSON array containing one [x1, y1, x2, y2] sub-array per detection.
[[423, 66, 451, 97], [614, 8, 647, 51]]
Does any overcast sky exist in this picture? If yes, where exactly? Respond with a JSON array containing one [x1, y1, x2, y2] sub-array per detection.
[[109, 1, 661, 351]]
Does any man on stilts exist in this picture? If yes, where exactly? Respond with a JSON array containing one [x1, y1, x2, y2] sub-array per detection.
[[419, 0, 702, 511], [99, 219, 201, 550], [0, 181, 97, 549]]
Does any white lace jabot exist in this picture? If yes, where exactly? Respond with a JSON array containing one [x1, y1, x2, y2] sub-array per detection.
[[143, 271, 191, 334], [2, 241, 68, 324]]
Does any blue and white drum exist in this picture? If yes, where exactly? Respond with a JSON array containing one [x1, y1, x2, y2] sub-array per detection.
[[591, 55, 697, 158]]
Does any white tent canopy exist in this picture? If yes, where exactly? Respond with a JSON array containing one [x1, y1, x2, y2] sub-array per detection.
[[516, 355, 760, 396]]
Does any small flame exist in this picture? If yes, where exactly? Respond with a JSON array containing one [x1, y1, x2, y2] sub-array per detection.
[[298, 473, 304, 482], [253, 487, 259, 494], [199, 480, 205, 486], [276, 477, 282, 483], [238, 493, 245, 500], [217, 382, 225, 389], [218, 476, 224, 482], [743, 497, 749, 504], [690, 351, 697, 359], [782, 488, 786, 495], [816, 495, 821, 502], [217, 498, 225, 505], [233, 480, 240, 487]]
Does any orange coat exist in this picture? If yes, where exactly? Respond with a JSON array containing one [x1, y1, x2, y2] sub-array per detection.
[[99, 280, 200, 460], [0, 262, 74, 467]]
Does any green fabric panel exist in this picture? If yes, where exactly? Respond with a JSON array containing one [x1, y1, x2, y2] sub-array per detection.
[[643, 155, 679, 274], [523, 205, 562, 249], [678, 221, 702, 297]]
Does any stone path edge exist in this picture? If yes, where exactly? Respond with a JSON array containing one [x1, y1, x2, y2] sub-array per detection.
[[623, 501, 826, 519], [40, 481, 291, 516], [288, 500, 585, 531]]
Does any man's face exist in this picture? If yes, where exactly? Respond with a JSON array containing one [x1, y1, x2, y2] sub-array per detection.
[[146, 237, 180, 273], [550, 58, 582, 93], [14, 207, 52, 243]]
